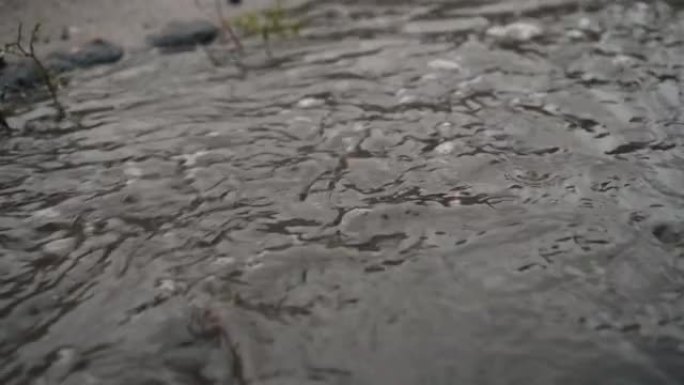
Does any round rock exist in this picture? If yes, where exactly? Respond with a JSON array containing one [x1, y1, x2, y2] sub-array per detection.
[[147, 20, 219, 50], [46, 39, 124, 72], [0, 59, 42, 93]]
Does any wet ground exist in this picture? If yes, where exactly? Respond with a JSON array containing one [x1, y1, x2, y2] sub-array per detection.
[[2, 0, 684, 384]]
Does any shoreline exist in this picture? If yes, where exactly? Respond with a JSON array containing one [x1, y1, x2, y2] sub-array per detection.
[[0, 0, 310, 51]]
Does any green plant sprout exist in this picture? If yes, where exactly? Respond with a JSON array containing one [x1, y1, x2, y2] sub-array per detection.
[[3, 23, 65, 120], [232, 0, 304, 58]]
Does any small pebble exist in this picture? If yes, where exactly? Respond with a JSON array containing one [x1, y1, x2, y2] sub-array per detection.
[[420, 73, 439, 82], [434, 141, 455, 155], [297, 97, 325, 108], [61, 26, 81, 41], [43, 238, 77, 257], [428, 59, 462, 71], [612, 55, 635, 66], [175, 150, 209, 167], [578, 17, 593, 31], [44, 347, 81, 383], [124, 165, 143, 178], [542, 103, 560, 114], [34, 207, 61, 219], [487, 22, 543, 43], [566, 29, 585, 40], [157, 279, 179, 295], [398, 95, 416, 104]]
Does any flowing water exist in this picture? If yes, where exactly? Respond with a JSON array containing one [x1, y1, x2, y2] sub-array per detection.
[[2, 0, 684, 384]]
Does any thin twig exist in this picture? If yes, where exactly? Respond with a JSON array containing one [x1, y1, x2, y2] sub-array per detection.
[[192, 0, 245, 70], [262, 29, 273, 60], [5, 23, 65, 120], [214, 0, 244, 52]]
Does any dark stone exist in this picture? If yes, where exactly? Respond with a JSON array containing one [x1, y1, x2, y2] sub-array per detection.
[[0, 39, 123, 95], [44, 55, 77, 74], [0, 59, 42, 93], [0, 110, 9, 131], [45, 39, 124, 72], [67, 39, 124, 67], [147, 20, 219, 50], [652, 223, 682, 245]]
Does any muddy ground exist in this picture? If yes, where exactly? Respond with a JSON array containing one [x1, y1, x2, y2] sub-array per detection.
[[1, 0, 684, 384]]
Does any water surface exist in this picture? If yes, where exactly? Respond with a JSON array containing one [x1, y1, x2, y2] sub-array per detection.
[[2, 1, 684, 384]]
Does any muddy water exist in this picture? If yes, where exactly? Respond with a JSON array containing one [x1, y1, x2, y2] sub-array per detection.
[[2, 0, 684, 384]]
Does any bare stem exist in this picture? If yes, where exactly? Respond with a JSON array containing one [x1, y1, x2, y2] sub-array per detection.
[[214, 0, 244, 52], [221, 19, 244, 52], [5, 23, 65, 120], [262, 29, 273, 60]]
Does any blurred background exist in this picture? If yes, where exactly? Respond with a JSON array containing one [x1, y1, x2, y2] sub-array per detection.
[[0, 0, 310, 48]]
